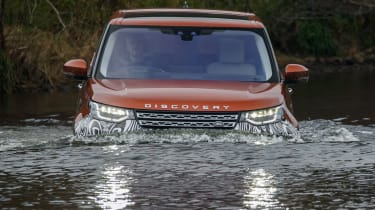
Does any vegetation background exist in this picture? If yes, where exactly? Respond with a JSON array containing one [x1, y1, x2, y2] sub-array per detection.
[[0, 0, 374, 94]]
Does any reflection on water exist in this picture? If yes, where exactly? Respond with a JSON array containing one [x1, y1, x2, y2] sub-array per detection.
[[0, 120, 374, 209], [91, 145, 135, 209], [0, 92, 77, 125], [92, 165, 134, 209], [243, 169, 279, 209], [293, 68, 375, 124]]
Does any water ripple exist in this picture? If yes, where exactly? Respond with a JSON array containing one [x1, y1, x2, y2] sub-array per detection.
[[0, 119, 374, 209]]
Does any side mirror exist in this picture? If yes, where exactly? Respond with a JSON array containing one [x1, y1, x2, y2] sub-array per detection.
[[284, 64, 309, 84], [63, 59, 88, 80]]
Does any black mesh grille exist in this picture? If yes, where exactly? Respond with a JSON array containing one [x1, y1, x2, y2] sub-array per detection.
[[135, 111, 239, 129]]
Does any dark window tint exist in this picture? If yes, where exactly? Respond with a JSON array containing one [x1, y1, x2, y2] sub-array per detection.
[[97, 27, 274, 82]]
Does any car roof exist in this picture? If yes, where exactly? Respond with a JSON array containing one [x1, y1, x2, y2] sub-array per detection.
[[109, 8, 264, 29]]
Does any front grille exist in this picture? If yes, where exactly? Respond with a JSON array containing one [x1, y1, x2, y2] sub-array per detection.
[[135, 111, 239, 129]]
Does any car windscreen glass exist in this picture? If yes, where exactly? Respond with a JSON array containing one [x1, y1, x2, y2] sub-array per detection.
[[96, 27, 274, 82]]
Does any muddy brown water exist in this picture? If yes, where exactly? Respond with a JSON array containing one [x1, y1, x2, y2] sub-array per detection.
[[0, 68, 374, 209]]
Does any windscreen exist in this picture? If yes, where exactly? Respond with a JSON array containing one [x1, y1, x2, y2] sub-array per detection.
[[96, 27, 275, 82]]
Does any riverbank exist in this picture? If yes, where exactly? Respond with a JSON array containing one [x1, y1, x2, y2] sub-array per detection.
[[2, 36, 373, 94], [275, 49, 375, 77], [1, 49, 374, 94], [1, 1, 373, 94]]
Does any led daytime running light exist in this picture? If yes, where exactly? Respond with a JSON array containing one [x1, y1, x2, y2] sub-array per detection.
[[90, 101, 129, 122], [245, 106, 283, 125]]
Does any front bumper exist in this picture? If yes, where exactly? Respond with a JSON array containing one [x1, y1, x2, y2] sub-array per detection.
[[74, 114, 298, 137]]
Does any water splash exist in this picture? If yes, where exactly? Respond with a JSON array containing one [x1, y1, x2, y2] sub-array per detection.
[[0, 119, 370, 152], [0, 126, 72, 152], [300, 120, 360, 142], [68, 129, 293, 146]]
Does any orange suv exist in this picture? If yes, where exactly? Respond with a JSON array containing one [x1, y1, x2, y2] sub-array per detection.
[[63, 9, 309, 137]]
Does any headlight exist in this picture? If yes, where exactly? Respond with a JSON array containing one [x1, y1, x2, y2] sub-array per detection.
[[244, 105, 283, 125], [90, 101, 130, 122]]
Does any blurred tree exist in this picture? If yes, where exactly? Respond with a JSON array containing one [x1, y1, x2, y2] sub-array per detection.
[[45, 0, 66, 31], [0, 0, 5, 49], [0, 0, 373, 93]]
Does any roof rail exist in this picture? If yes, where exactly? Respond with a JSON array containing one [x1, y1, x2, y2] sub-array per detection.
[[111, 9, 261, 22]]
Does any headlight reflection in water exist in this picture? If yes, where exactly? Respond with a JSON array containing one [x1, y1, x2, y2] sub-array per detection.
[[243, 168, 281, 209], [92, 165, 135, 209], [90, 145, 135, 209]]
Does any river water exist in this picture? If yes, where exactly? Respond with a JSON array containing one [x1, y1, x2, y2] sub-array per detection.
[[0, 68, 374, 209]]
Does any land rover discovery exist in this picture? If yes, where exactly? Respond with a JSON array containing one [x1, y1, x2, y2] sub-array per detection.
[[63, 9, 309, 137]]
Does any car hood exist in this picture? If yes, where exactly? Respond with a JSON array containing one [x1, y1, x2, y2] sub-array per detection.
[[89, 79, 285, 112]]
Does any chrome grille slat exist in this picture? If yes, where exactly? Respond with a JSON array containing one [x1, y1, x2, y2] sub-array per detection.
[[138, 120, 237, 128], [136, 112, 238, 121], [135, 111, 239, 128]]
